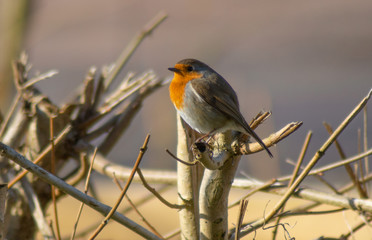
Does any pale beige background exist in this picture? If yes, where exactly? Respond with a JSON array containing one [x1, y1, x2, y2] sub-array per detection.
[[1, 1, 372, 239]]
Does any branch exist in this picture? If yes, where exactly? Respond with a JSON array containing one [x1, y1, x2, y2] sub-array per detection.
[[70, 148, 97, 240], [91, 147, 177, 184], [0, 141, 162, 240], [20, 178, 54, 239], [136, 168, 184, 209], [7, 124, 72, 188], [104, 12, 167, 88], [277, 149, 372, 182], [192, 122, 302, 170], [89, 135, 149, 239], [234, 121, 303, 155], [0, 184, 6, 240], [176, 114, 200, 240], [85, 143, 372, 215]]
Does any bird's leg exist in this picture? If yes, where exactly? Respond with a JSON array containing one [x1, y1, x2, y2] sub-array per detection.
[[195, 129, 216, 144], [187, 129, 217, 153]]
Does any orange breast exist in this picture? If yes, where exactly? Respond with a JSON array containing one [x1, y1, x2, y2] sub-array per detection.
[[169, 70, 202, 110]]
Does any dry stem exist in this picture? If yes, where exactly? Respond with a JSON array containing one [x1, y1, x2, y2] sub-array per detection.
[[89, 135, 150, 239], [0, 141, 162, 240], [237, 89, 372, 238]]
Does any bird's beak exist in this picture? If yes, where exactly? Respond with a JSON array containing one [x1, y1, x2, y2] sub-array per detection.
[[168, 67, 181, 74]]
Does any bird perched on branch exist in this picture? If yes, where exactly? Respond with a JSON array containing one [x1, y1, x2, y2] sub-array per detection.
[[168, 58, 272, 158]]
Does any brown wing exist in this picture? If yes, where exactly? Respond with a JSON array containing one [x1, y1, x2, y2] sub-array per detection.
[[190, 73, 248, 129], [191, 75, 273, 158]]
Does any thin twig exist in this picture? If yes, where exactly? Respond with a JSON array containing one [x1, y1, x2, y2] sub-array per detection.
[[363, 106, 369, 196], [91, 72, 105, 110], [100, 72, 156, 114], [88, 134, 150, 239], [0, 59, 26, 137], [280, 207, 346, 217], [0, 140, 162, 240], [278, 149, 372, 182], [289, 131, 312, 186], [137, 168, 184, 209], [235, 122, 302, 155], [229, 179, 277, 209], [20, 178, 54, 239], [50, 117, 61, 240], [98, 76, 164, 155], [7, 124, 72, 188], [340, 219, 371, 239], [126, 195, 165, 239], [165, 149, 198, 166], [0, 93, 21, 137], [273, 131, 312, 240], [104, 12, 167, 89], [0, 184, 6, 239], [364, 106, 369, 175], [234, 200, 248, 240], [238, 89, 372, 238], [286, 158, 341, 194], [249, 111, 271, 130], [112, 174, 165, 239], [163, 228, 181, 240], [266, 89, 372, 221], [61, 152, 89, 192], [70, 147, 97, 240], [262, 222, 294, 240], [22, 70, 58, 89], [65, 186, 172, 240], [323, 122, 367, 198]]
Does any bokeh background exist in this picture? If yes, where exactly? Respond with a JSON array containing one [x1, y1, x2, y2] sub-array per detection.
[[1, 1, 372, 239]]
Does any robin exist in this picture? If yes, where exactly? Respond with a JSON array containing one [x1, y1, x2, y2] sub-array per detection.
[[168, 58, 273, 158]]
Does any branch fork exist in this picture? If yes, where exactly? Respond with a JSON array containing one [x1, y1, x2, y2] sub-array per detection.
[[189, 112, 302, 170]]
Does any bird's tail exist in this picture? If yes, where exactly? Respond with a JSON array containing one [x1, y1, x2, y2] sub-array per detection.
[[243, 125, 273, 158]]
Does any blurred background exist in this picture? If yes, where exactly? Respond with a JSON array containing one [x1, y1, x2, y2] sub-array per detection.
[[1, 0, 371, 181], [2, 1, 372, 239]]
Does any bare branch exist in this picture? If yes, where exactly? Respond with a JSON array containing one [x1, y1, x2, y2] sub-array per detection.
[[0, 184, 6, 240], [363, 106, 369, 174], [20, 178, 54, 239], [176, 114, 200, 240], [0, 141, 162, 240], [104, 12, 167, 89], [323, 122, 368, 198], [22, 70, 59, 89], [50, 117, 61, 240], [229, 179, 277, 209], [7, 124, 72, 188], [234, 122, 303, 156], [89, 135, 150, 239], [70, 147, 97, 240], [290, 131, 312, 186], [137, 168, 184, 209], [113, 176, 165, 239], [192, 122, 302, 171], [278, 149, 372, 182], [234, 200, 248, 240]]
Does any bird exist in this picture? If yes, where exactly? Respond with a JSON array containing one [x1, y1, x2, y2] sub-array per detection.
[[168, 58, 273, 158]]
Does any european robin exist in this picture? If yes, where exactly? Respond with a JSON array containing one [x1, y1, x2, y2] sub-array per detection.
[[168, 58, 273, 158]]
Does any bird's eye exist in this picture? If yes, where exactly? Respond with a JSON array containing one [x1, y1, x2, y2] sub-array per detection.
[[186, 66, 194, 72]]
